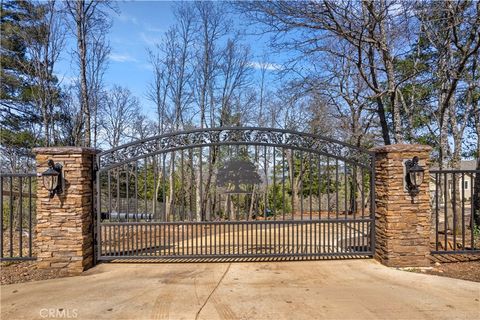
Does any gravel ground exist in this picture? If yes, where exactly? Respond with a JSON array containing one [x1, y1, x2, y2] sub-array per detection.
[[424, 260, 480, 282], [1, 261, 67, 285], [403, 255, 480, 282]]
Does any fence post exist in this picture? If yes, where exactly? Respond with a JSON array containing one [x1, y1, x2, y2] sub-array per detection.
[[33, 147, 98, 275], [371, 144, 432, 267]]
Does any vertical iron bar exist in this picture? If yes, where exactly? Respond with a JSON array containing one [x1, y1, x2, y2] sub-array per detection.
[[136, 223, 139, 256], [116, 170, 120, 222], [126, 165, 130, 220], [282, 148, 286, 221], [349, 165, 353, 254], [291, 150, 294, 220], [200, 147, 203, 223], [344, 162, 348, 219], [370, 156, 376, 254], [300, 151, 304, 255], [461, 173, 465, 249], [327, 158, 331, 253], [144, 158, 147, 218], [251, 221, 254, 255], [309, 153, 313, 220], [361, 167, 365, 219], [163, 154, 166, 222], [154, 223, 157, 256], [172, 153, 176, 222], [163, 221, 166, 256], [1, 176, 3, 258], [108, 225, 111, 256], [190, 152, 194, 221], [435, 172, 439, 251], [452, 172, 457, 250], [273, 147, 276, 220], [237, 193, 240, 221], [264, 146, 268, 219], [112, 225, 116, 257], [444, 173, 447, 250], [124, 225, 133, 256], [153, 156, 157, 220], [318, 156, 322, 221], [28, 176, 32, 257], [19, 177, 23, 257], [135, 161, 138, 218], [9, 176, 13, 257], [335, 159, 339, 254], [181, 150, 184, 221], [108, 172, 111, 216], [300, 151, 304, 220], [471, 173, 474, 250], [344, 163, 348, 253], [123, 224, 126, 256]]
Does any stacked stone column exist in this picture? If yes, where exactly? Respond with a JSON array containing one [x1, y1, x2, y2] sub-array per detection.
[[33, 147, 98, 275], [371, 144, 432, 267]]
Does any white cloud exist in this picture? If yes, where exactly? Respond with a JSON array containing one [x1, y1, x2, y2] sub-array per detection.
[[144, 25, 164, 33], [249, 61, 281, 71], [140, 32, 162, 46], [109, 53, 138, 63], [139, 63, 154, 71], [117, 13, 139, 25], [55, 74, 77, 86]]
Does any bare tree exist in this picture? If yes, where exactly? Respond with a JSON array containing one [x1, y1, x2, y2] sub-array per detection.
[[193, 1, 228, 129], [87, 32, 110, 148], [65, 0, 113, 147], [56, 84, 84, 146], [128, 114, 156, 142], [416, 0, 480, 170], [239, 0, 422, 145], [147, 47, 172, 135], [217, 39, 251, 126], [100, 85, 140, 149]]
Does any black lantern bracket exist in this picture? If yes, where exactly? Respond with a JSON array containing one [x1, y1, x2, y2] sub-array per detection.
[[42, 159, 63, 198], [404, 156, 425, 198]]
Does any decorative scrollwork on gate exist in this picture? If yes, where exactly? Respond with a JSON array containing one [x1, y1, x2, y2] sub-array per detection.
[[97, 127, 373, 170]]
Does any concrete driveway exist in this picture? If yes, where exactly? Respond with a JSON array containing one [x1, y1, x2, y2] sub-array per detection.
[[1, 259, 479, 320]]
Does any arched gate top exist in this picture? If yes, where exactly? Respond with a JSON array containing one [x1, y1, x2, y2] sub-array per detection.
[[97, 127, 374, 171]]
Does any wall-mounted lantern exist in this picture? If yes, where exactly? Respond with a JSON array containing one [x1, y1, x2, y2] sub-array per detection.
[[42, 159, 63, 198], [405, 156, 424, 197]]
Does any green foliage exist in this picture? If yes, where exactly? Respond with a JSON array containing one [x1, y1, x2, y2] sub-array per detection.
[[1, 0, 64, 165], [266, 183, 292, 214], [1, 0, 38, 105]]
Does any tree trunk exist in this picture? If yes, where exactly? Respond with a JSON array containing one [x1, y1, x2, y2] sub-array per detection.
[[166, 152, 176, 220], [248, 186, 257, 219], [378, 10, 403, 144], [76, 1, 90, 147], [367, 45, 391, 145], [196, 168, 202, 221], [286, 150, 299, 216]]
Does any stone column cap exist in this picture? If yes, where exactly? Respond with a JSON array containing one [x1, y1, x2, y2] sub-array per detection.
[[33, 147, 101, 155], [370, 144, 432, 154]]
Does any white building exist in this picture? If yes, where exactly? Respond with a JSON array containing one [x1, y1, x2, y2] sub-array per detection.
[[429, 160, 477, 204]]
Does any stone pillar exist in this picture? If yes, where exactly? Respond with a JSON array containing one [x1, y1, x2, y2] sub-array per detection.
[[33, 147, 98, 275], [371, 144, 432, 267]]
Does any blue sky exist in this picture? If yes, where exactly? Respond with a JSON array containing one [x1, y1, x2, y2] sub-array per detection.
[[55, 1, 280, 118]]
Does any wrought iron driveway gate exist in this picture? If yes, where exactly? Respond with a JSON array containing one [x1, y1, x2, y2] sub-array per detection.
[[95, 127, 375, 261]]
